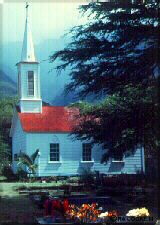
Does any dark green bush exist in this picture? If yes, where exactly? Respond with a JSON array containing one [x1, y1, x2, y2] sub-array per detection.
[[2, 165, 15, 181], [16, 185, 28, 191], [16, 167, 28, 181], [80, 167, 94, 186]]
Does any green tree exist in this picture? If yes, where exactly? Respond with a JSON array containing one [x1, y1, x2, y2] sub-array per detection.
[[0, 97, 17, 172], [0, 134, 11, 172], [50, 1, 159, 160]]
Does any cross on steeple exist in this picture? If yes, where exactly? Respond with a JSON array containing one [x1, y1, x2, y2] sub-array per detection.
[[21, 2, 36, 62], [26, 2, 29, 8], [26, 2, 29, 18]]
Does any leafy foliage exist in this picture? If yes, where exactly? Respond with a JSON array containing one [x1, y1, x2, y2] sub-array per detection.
[[71, 84, 157, 161], [1, 165, 15, 180], [17, 149, 39, 176], [16, 167, 28, 180], [80, 167, 94, 186], [0, 70, 17, 98], [50, 1, 159, 160], [51, 1, 158, 97], [0, 97, 17, 172]]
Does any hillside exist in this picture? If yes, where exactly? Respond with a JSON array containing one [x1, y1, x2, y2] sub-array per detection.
[[0, 70, 17, 98], [1, 38, 70, 103]]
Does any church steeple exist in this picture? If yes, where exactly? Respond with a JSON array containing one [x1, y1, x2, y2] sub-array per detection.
[[21, 2, 36, 62], [17, 2, 42, 113]]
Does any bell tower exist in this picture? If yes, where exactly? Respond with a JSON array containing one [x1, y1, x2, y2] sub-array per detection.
[[17, 2, 42, 113]]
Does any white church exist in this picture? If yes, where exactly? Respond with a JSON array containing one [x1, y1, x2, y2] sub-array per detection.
[[10, 4, 145, 177]]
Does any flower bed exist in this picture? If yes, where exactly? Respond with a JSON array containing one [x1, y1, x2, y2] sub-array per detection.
[[65, 205, 155, 224], [35, 194, 156, 225], [66, 203, 101, 223]]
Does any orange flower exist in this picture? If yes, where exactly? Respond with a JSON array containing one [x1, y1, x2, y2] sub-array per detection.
[[91, 203, 97, 209], [67, 202, 100, 223], [90, 215, 93, 220], [108, 210, 118, 217], [108, 212, 113, 217], [93, 209, 99, 215], [83, 204, 90, 210]]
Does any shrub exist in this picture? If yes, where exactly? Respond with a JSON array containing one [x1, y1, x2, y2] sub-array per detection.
[[67, 176, 80, 184], [0, 160, 10, 175], [102, 174, 146, 187], [57, 176, 68, 181], [2, 165, 15, 181], [39, 176, 58, 183], [43, 176, 56, 183], [16, 167, 28, 181], [80, 167, 94, 187], [16, 185, 28, 191]]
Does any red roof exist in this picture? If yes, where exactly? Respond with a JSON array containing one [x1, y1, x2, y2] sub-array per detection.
[[17, 106, 79, 133]]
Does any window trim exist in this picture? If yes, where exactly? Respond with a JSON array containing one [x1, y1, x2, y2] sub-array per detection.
[[111, 160, 125, 163], [81, 143, 93, 162], [80, 160, 94, 163], [27, 71, 34, 96], [48, 161, 62, 164], [111, 156, 125, 163], [49, 143, 60, 162]]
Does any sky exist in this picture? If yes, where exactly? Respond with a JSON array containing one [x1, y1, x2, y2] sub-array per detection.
[[2, 1, 89, 44], [1, 1, 90, 102]]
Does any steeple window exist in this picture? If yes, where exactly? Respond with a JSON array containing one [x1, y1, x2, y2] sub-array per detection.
[[28, 71, 34, 96]]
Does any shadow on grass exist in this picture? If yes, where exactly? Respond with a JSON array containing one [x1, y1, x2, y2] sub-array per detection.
[[0, 176, 18, 183], [0, 194, 43, 223]]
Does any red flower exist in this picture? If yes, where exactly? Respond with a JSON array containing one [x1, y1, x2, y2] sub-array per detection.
[[63, 199, 69, 212]]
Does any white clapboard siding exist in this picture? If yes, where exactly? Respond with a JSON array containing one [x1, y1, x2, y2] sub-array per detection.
[[12, 117, 26, 173], [24, 133, 144, 176]]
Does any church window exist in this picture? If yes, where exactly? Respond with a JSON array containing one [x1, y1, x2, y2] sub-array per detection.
[[28, 71, 34, 96], [82, 143, 92, 161], [50, 143, 60, 161]]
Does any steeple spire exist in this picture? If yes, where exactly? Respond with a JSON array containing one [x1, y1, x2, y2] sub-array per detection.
[[21, 2, 36, 62], [17, 2, 42, 114]]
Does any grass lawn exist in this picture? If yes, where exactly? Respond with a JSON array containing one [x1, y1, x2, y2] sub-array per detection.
[[0, 194, 38, 223], [0, 177, 83, 223], [0, 177, 66, 223], [0, 181, 45, 223]]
